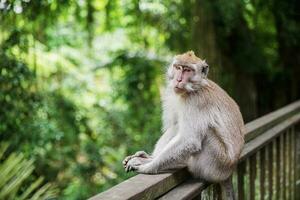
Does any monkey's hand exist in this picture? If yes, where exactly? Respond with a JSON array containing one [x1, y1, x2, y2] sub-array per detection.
[[122, 151, 150, 167], [128, 161, 158, 174], [124, 157, 152, 173]]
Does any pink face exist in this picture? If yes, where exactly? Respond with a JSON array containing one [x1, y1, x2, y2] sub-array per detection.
[[172, 64, 195, 93]]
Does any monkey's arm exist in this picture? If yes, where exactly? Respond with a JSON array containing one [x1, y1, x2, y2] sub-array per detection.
[[130, 133, 202, 174], [152, 96, 178, 157], [152, 126, 177, 157], [123, 125, 176, 170]]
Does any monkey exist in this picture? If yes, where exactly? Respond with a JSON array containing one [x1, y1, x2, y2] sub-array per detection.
[[122, 51, 245, 200]]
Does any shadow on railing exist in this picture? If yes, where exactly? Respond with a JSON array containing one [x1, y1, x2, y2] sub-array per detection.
[[89, 100, 300, 200]]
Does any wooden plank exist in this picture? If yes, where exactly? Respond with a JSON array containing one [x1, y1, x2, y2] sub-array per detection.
[[268, 142, 273, 200], [260, 147, 266, 200], [239, 113, 300, 161], [157, 180, 208, 200], [245, 101, 300, 142], [88, 169, 190, 200]]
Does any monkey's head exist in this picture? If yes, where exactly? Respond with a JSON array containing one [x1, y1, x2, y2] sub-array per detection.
[[167, 51, 209, 94]]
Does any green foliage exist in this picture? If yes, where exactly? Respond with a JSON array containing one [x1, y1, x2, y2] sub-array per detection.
[[0, 51, 37, 146], [106, 51, 163, 151], [0, 143, 57, 200]]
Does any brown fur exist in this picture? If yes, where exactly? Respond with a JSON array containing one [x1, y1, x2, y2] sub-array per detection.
[[174, 50, 203, 64]]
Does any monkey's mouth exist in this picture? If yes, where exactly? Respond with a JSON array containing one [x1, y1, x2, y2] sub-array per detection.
[[174, 86, 185, 93], [175, 82, 183, 88], [175, 82, 185, 89]]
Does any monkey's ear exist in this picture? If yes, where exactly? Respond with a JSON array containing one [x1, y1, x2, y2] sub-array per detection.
[[201, 61, 209, 77]]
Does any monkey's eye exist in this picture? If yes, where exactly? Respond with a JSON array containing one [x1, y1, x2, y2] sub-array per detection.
[[183, 68, 193, 72], [174, 65, 180, 70]]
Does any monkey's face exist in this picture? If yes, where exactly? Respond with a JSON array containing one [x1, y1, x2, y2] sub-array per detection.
[[172, 64, 196, 94], [168, 52, 209, 94]]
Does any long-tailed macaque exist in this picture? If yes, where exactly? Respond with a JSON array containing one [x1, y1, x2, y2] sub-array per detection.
[[123, 51, 245, 200]]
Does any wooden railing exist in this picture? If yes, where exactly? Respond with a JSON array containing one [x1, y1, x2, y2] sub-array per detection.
[[89, 100, 300, 200]]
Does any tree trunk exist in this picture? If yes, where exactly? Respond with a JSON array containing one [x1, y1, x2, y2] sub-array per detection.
[[191, 0, 222, 82]]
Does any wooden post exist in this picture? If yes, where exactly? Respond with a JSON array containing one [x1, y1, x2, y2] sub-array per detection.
[[295, 125, 300, 200], [213, 184, 221, 200], [237, 162, 246, 200], [283, 132, 287, 200], [291, 126, 295, 200], [287, 129, 291, 200], [276, 136, 281, 200], [268, 142, 273, 200], [249, 155, 257, 200], [260, 147, 266, 200]]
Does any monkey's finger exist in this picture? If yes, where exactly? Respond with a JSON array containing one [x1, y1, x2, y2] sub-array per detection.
[[122, 160, 128, 166], [122, 156, 132, 165], [127, 155, 134, 161], [125, 164, 131, 172], [135, 151, 146, 157], [125, 165, 129, 172], [122, 158, 129, 165], [135, 151, 149, 158]]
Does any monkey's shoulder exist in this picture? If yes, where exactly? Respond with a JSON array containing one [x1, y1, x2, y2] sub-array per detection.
[[205, 80, 241, 111]]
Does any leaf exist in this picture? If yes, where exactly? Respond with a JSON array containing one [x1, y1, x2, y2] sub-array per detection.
[[0, 143, 57, 200], [18, 177, 44, 200]]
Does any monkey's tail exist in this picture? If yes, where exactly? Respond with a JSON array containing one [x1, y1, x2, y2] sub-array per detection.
[[220, 176, 235, 200]]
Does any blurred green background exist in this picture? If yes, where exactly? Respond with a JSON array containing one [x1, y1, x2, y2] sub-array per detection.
[[0, 0, 299, 199]]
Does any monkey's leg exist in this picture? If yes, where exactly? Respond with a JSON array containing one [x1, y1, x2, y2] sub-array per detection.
[[220, 176, 235, 200]]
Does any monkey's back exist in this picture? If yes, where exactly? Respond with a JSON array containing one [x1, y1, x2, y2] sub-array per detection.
[[187, 79, 245, 182]]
